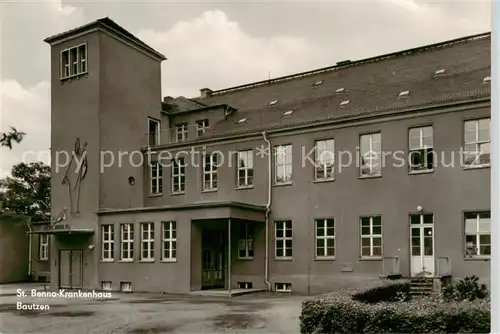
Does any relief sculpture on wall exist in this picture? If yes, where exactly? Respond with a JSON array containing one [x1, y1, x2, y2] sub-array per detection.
[[61, 138, 88, 214]]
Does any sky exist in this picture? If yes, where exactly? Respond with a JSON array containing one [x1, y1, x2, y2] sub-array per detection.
[[0, 0, 491, 176]]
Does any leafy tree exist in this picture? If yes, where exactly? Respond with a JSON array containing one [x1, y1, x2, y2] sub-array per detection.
[[0, 127, 26, 149], [0, 162, 51, 223]]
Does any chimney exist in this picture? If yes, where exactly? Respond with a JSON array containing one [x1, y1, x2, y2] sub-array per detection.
[[163, 96, 174, 103], [200, 88, 213, 98]]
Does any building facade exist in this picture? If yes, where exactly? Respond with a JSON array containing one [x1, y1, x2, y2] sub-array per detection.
[[36, 18, 491, 294]]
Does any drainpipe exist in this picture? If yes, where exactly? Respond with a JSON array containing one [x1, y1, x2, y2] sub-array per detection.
[[27, 220, 32, 281], [262, 131, 272, 291]]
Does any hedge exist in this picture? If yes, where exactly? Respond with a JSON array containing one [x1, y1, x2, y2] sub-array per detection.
[[299, 280, 490, 333]]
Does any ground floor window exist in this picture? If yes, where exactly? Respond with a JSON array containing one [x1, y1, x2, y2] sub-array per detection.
[[101, 224, 114, 261], [464, 211, 491, 257], [238, 221, 254, 259], [360, 216, 382, 257], [120, 223, 134, 261], [162, 221, 177, 261], [275, 221, 292, 259], [39, 234, 49, 260], [315, 218, 335, 258], [140, 222, 155, 261]]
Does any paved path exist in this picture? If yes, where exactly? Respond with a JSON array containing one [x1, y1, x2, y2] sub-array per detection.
[[0, 288, 307, 333]]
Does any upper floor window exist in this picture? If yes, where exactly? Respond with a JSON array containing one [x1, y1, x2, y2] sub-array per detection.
[[101, 224, 114, 261], [360, 132, 382, 177], [172, 158, 186, 194], [274, 144, 292, 184], [39, 234, 49, 261], [150, 162, 163, 195], [60, 44, 87, 79], [196, 119, 209, 137], [176, 123, 188, 142], [203, 153, 218, 191], [409, 126, 434, 172], [464, 118, 490, 167], [314, 139, 335, 181], [237, 150, 254, 188], [148, 119, 160, 146], [464, 211, 490, 257]]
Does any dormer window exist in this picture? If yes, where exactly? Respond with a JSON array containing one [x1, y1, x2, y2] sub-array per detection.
[[269, 100, 279, 106], [196, 119, 209, 137], [398, 90, 410, 97], [283, 110, 294, 116], [237, 118, 248, 124], [434, 69, 446, 76], [176, 123, 188, 142], [313, 80, 323, 86], [340, 100, 350, 107], [60, 43, 87, 80], [336, 88, 345, 93]]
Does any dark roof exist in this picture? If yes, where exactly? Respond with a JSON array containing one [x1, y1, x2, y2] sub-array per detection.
[[166, 32, 490, 142], [44, 17, 166, 61]]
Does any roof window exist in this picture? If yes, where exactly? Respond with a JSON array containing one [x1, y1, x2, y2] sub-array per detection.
[[434, 69, 446, 76], [313, 80, 324, 86], [398, 90, 410, 97], [237, 118, 248, 124], [268, 100, 279, 106], [483, 76, 491, 83], [340, 100, 350, 107], [283, 110, 294, 116], [336, 87, 345, 93]]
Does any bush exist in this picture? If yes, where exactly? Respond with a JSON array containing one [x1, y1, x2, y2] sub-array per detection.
[[300, 281, 490, 333], [442, 276, 488, 302]]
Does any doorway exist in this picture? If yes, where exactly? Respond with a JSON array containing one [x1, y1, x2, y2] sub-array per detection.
[[59, 249, 83, 289], [201, 229, 225, 289], [410, 214, 435, 277]]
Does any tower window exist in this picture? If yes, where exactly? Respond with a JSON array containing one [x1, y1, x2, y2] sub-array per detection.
[[60, 43, 88, 79]]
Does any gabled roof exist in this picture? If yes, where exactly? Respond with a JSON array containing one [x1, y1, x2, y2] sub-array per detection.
[[165, 32, 490, 142], [44, 17, 166, 61]]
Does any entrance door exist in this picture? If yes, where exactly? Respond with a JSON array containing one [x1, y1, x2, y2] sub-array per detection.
[[59, 250, 83, 289], [410, 214, 435, 277], [202, 230, 225, 289]]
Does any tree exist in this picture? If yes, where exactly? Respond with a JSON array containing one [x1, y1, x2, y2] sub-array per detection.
[[0, 162, 51, 223], [0, 127, 26, 149]]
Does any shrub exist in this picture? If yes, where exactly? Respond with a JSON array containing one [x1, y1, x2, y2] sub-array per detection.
[[442, 276, 488, 302], [300, 281, 490, 333]]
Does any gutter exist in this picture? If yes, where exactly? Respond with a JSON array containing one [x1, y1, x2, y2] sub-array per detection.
[[262, 131, 272, 291]]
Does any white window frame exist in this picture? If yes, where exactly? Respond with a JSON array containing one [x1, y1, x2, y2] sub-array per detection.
[[464, 212, 491, 258], [196, 119, 209, 137], [39, 234, 49, 261], [60, 43, 87, 79], [360, 216, 383, 258], [275, 282, 292, 292], [274, 144, 292, 184], [237, 150, 254, 188], [148, 118, 160, 146], [120, 223, 134, 261], [315, 219, 335, 258], [275, 221, 292, 259], [203, 153, 218, 191], [171, 158, 186, 194], [314, 139, 335, 181], [140, 222, 155, 261], [238, 222, 254, 259], [162, 221, 177, 261], [149, 162, 163, 195], [101, 224, 114, 261], [360, 132, 382, 177], [176, 123, 188, 142], [464, 118, 490, 168], [409, 126, 434, 172]]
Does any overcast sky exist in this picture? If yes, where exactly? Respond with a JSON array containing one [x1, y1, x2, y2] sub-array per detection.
[[0, 0, 491, 176]]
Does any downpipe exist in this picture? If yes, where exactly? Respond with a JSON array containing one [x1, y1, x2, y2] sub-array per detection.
[[27, 221, 32, 281], [262, 131, 272, 291]]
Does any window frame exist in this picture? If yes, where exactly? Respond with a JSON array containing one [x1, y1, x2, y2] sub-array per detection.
[[238, 221, 254, 260], [314, 139, 335, 181], [148, 118, 161, 146], [162, 221, 177, 262], [149, 162, 163, 195], [60, 43, 88, 80], [171, 157, 186, 194], [140, 222, 155, 261], [39, 234, 49, 261], [274, 144, 293, 185], [176, 123, 188, 142], [360, 216, 383, 258], [196, 119, 210, 137], [275, 220, 293, 259], [408, 126, 434, 173], [236, 150, 254, 188], [359, 132, 382, 177], [463, 118, 491, 168], [202, 153, 218, 191], [101, 224, 114, 262], [464, 211, 491, 258], [120, 223, 134, 262], [315, 218, 335, 259]]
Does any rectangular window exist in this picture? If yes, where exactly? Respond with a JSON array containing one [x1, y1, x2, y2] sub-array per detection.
[[360, 216, 382, 257], [464, 118, 490, 167], [314, 139, 335, 181], [120, 223, 134, 261], [39, 234, 49, 261], [464, 211, 491, 257], [101, 225, 114, 261], [275, 221, 292, 259], [60, 44, 87, 79], [196, 119, 209, 137], [150, 162, 163, 195], [315, 219, 335, 258], [148, 119, 160, 146], [274, 145, 292, 184], [171, 158, 186, 193], [162, 222, 177, 261], [237, 150, 254, 188], [360, 133, 382, 177], [140, 223, 155, 261], [409, 126, 434, 172], [238, 222, 254, 259], [176, 123, 188, 142], [275, 282, 292, 292], [203, 153, 218, 191]]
